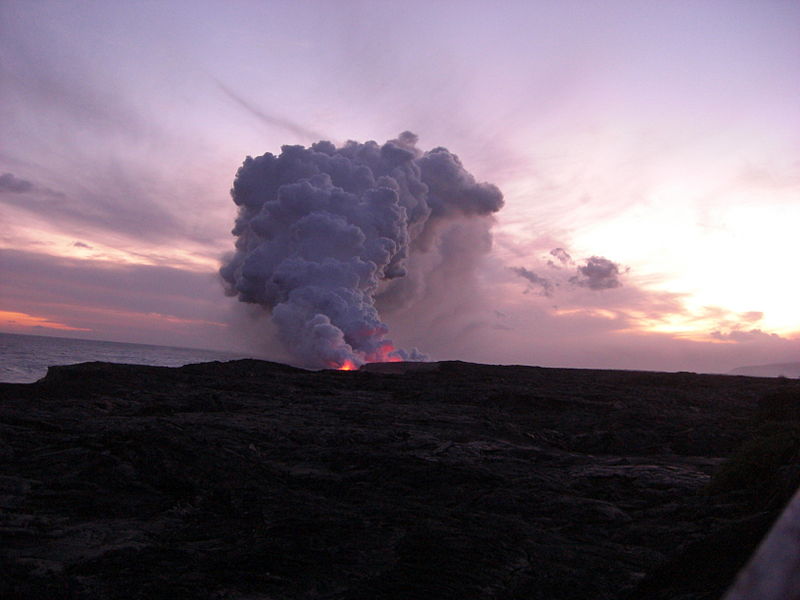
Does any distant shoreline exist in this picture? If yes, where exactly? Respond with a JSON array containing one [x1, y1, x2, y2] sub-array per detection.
[[0, 332, 257, 384]]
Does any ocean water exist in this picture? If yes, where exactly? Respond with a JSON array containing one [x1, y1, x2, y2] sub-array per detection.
[[0, 332, 251, 383]]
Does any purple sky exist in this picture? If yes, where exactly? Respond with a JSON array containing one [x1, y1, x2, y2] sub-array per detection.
[[1, 0, 798, 373]]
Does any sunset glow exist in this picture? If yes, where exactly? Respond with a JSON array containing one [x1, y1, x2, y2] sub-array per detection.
[[0, 310, 91, 332], [1, 1, 797, 373]]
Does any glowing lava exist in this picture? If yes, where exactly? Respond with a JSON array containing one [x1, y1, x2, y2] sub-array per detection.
[[366, 343, 404, 364], [332, 345, 406, 370]]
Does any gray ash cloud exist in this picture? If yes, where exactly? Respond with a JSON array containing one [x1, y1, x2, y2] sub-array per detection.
[[220, 132, 503, 368]]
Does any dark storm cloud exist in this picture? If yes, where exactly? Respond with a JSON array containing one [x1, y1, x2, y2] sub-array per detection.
[[221, 132, 503, 368], [510, 266, 554, 297], [570, 256, 625, 290]]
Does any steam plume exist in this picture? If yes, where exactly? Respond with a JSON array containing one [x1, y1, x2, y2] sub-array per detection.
[[221, 132, 503, 369]]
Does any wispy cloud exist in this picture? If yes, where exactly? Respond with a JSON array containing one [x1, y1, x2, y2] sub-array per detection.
[[549, 247, 573, 267], [216, 80, 328, 142], [509, 266, 554, 297], [0, 172, 61, 196], [0, 249, 222, 321], [0, 173, 33, 194]]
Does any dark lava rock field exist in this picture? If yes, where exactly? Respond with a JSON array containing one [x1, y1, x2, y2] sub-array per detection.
[[1, 359, 798, 599]]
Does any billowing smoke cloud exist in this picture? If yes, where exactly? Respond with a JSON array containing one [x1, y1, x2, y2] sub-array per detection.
[[570, 256, 624, 290], [220, 132, 503, 369]]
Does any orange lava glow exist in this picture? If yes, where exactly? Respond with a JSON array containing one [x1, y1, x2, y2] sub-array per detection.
[[330, 342, 406, 371], [367, 343, 403, 364]]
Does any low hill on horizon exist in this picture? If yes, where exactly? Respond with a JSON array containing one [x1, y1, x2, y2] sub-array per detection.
[[730, 361, 800, 378]]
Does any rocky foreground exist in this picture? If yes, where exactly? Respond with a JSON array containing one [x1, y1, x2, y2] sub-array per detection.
[[1, 359, 799, 599]]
